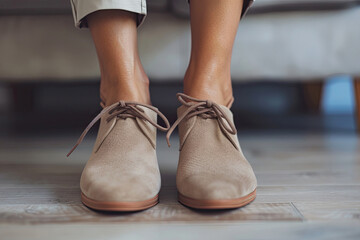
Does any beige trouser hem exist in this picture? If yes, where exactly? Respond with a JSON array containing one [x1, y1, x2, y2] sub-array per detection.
[[70, 0, 254, 29], [70, 0, 147, 28], [187, 0, 254, 19]]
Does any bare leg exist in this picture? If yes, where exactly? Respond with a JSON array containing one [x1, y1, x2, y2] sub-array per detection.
[[87, 10, 150, 106], [184, 0, 244, 106]]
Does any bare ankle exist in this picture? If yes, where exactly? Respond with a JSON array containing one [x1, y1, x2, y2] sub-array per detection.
[[183, 85, 233, 107], [183, 69, 233, 106], [101, 75, 151, 106]]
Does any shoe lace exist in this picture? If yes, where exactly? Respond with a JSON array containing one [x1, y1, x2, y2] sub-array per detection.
[[166, 93, 237, 147], [67, 101, 170, 157]]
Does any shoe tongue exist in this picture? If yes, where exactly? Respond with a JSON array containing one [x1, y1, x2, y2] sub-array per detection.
[[176, 100, 238, 151], [100, 101, 158, 121], [94, 103, 158, 152], [177, 100, 233, 119]]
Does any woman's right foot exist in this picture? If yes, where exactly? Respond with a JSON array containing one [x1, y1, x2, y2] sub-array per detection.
[[67, 100, 169, 211]]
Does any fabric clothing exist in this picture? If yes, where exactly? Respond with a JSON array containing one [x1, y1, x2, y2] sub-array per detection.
[[70, 0, 147, 28], [70, 0, 254, 29], [187, 0, 254, 19]]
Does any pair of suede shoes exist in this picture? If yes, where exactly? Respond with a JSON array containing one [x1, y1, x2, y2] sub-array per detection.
[[67, 93, 257, 211]]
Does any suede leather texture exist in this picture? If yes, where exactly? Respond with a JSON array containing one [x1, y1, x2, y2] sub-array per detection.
[[80, 106, 161, 202], [176, 104, 257, 200]]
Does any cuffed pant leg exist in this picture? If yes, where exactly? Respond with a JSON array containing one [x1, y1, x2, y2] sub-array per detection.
[[187, 0, 254, 19], [241, 0, 254, 18], [70, 0, 147, 28]]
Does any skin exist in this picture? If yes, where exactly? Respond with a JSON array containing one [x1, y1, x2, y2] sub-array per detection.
[[87, 10, 150, 106], [87, 0, 244, 107], [185, 0, 243, 106]]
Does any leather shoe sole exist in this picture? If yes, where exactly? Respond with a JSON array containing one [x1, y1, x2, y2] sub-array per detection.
[[81, 192, 159, 211], [178, 189, 256, 210]]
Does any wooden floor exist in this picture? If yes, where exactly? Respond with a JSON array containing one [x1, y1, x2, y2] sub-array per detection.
[[1, 132, 360, 239]]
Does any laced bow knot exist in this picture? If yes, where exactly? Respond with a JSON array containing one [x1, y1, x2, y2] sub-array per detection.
[[166, 93, 237, 147], [107, 102, 146, 121], [119, 100, 126, 107], [67, 101, 170, 157]]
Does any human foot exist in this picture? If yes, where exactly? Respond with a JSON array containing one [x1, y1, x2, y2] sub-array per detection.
[[68, 100, 170, 211], [167, 93, 257, 209]]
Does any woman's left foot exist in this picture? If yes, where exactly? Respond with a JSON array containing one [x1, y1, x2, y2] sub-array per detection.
[[167, 93, 257, 209]]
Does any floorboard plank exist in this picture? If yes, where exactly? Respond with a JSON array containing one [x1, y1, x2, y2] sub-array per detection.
[[293, 202, 360, 221], [1, 133, 360, 238], [1, 222, 360, 240], [0, 202, 302, 224]]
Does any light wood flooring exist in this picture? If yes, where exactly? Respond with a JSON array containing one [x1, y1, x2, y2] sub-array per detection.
[[0, 132, 360, 239]]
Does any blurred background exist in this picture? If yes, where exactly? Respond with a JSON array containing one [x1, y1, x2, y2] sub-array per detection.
[[0, 0, 359, 137], [1, 0, 360, 237]]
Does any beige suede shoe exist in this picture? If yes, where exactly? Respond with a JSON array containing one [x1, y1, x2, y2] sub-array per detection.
[[166, 93, 257, 209], [67, 101, 170, 211]]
